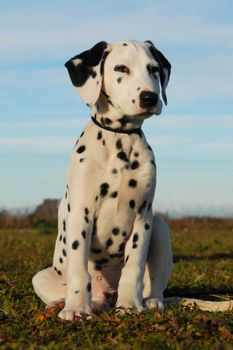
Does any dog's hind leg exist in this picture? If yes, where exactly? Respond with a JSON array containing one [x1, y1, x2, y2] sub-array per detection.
[[143, 215, 173, 312], [32, 267, 66, 307]]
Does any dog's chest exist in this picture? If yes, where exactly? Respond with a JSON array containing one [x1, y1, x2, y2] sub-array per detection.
[[72, 122, 156, 269]]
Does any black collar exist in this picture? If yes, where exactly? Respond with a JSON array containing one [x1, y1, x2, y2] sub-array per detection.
[[91, 117, 142, 135]]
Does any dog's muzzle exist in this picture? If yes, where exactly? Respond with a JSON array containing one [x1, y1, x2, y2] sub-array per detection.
[[139, 91, 158, 109]]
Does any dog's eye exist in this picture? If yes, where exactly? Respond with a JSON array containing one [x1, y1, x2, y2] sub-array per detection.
[[114, 65, 130, 74], [151, 66, 159, 75], [147, 64, 159, 75]]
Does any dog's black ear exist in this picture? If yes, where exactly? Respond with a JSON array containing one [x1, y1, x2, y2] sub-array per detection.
[[145, 40, 171, 105], [65, 41, 110, 106]]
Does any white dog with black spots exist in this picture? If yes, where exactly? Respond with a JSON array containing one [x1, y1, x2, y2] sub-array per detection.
[[32, 40, 233, 320]]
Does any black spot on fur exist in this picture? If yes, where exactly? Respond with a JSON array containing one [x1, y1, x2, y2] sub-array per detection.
[[91, 247, 102, 254], [132, 99, 135, 103], [95, 258, 109, 265], [104, 118, 112, 125], [116, 139, 123, 150], [59, 257, 63, 264], [117, 77, 122, 84], [95, 264, 102, 271], [102, 140, 105, 146], [145, 223, 150, 230], [118, 242, 125, 252], [100, 183, 109, 197], [97, 131, 102, 140], [77, 145, 86, 153], [75, 290, 79, 294], [106, 238, 113, 247], [122, 231, 127, 237], [80, 158, 84, 162], [138, 200, 147, 214], [129, 200, 135, 209], [117, 151, 128, 162], [82, 230, 86, 239], [125, 255, 129, 263], [91, 70, 97, 78], [87, 282, 91, 292], [67, 203, 71, 212], [72, 240, 79, 250], [134, 152, 139, 157], [132, 243, 138, 249], [151, 160, 156, 167], [123, 43, 128, 46], [133, 233, 139, 242], [112, 168, 118, 174], [112, 227, 120, 236], [111, 191, 118, 198], [95, 195, 98, 201], [92, 217, 97, 236], [62, 249, 67, 257], [131, 160, 139, 170], [63, 236, 66, 244], [110, 253, 124, 259], [57, 270, 62, 276], [59, 234, 62, 241], [84, 215, 89, 224], [85, 208, 89, 215], [118, 115, 129, 128], [128, 179, 137, 187]]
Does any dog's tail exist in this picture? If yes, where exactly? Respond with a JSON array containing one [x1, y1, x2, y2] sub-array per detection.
[[165, 297, 233, 312]]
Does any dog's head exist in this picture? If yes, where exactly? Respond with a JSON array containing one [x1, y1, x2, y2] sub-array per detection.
[[65, 40, 171, 118]]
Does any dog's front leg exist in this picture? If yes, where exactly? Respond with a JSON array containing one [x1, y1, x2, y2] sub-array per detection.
[[116, 213, 152, 313], [58, 210, 92, 321]]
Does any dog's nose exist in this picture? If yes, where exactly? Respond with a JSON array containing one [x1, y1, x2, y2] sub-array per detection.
[[139, 91, 158, 109]]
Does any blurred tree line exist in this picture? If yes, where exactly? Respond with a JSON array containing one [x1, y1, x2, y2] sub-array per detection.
[[0, 199, 59, 230], [0, 199, 232, 230]]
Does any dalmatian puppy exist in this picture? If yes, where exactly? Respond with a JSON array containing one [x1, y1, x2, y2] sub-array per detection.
[[32, 40, 173, 321]]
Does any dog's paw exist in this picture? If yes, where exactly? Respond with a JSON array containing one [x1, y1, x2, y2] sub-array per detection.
[[116, 300, 146, 315], [58, 305, 92, 321], [143, 297, 165, 314], [45, 299, 65, 315]]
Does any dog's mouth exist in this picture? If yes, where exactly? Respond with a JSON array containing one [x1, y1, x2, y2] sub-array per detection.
[[134, 109, 156, 119]]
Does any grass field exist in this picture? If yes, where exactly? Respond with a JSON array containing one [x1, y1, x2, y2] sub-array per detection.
[[0, 221, 233, 349]]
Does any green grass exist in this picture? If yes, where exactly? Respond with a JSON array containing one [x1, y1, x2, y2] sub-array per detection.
[[0, 225, 233, 349]]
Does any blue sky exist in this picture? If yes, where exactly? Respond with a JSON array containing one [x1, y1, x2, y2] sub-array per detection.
[[0, 0, 233, 216]]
